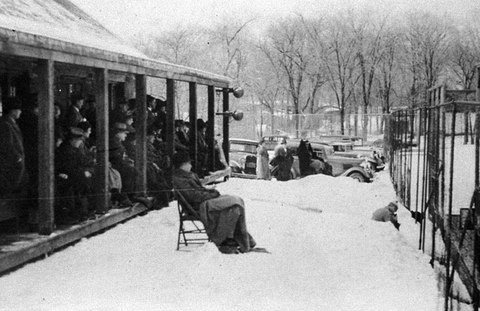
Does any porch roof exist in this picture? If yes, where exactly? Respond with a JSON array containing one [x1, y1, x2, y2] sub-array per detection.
[[0, 0, 230, 87]]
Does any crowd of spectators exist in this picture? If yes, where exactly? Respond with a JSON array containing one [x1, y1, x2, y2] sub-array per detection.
[[0, 94, 176, 227], [0, 92, 229, 228]]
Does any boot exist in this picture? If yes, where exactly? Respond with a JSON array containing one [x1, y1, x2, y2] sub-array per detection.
[[132, 196, 152, 208]]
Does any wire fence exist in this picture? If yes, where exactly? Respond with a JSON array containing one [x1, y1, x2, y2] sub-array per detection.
[[248, 111, 387, 140], [386, 85, 480, 310]]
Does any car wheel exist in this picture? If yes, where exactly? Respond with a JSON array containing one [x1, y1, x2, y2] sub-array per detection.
[[348, 172, 365, 182]]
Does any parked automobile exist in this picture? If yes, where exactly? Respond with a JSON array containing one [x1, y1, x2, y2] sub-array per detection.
[[262, 135, 289, 151], [315, 135, 364, 146], [228, 138, 258, 178], [319, 140, 385, 172], [285, 140, 375, 182], [227, 138, 375, 182]]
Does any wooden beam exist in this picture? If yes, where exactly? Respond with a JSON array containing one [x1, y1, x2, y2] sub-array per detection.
[[222, 88, 230, 164], [135, 75, 147, 195], [189, 82, 198, 173], [37, 59, 55, 235], [166, 79, 176, 163], [477, 66, 480, 103], [207, 85, 215, 171], [94, 68, 109, 214]]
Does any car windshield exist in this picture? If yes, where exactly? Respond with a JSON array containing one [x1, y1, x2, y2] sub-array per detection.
[[333, 144, 354, 152], [230, 143, 257, 154]]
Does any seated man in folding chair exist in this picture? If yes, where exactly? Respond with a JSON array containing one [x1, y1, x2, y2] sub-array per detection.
[[172, 151, 257, 254]]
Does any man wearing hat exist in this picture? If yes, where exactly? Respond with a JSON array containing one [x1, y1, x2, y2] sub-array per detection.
[[55, 127, 94, 224], [0, 97, 28, 198], [110, 99, 132, 125], [77, 121, 96, 167], [193, 118, 209, 177], [146, 95, 157, 130], [172, 152, 257, 254], [174, 120, 189, 152], [145, 128, 170, 209], [175, 119, 189, 146], [109, 122, 137, 206], [154, 98, 166, 132], [17, 93, 40, 186], [64, 93, 85, 132]]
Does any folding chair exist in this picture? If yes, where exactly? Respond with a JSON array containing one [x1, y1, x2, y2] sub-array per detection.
[[174, 188, 209, 250]]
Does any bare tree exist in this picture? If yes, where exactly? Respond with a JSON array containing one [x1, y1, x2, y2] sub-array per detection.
[[448, 16, 480, 90], [402, 11, 453, 107], [251, 40, 287, 135], [206, 18, 255, 84], [376, 24, 402, 132], [264, 17, 312, 136], [351, 11, 389, 139], [320, 14, 359, 134]]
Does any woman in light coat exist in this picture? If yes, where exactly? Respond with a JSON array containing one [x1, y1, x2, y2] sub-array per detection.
[[256, 139, 271, 180]]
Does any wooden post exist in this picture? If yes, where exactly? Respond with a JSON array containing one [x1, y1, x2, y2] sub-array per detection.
[[94, 68, 110, 214], [37, 59, 55, 235], [477, 66, 480, 103], [207, 85, 215, 171], [475, 66, 480, 228], [166, 79, 176, 170], [135, 75, 147, 196], [222, 88, 230, 164], [189, 82, 198, 172]]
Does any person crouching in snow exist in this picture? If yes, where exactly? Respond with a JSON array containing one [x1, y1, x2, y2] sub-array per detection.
[[372, 202, 401, 230], [172, 151, 257, 254]]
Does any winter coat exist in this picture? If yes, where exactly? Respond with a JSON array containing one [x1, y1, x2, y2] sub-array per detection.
[[297, 140, 314, 176], [172, 168, 220, 207], [110, 107, 128, 125], [172, 168, 255, 251], [372, 203, 398, 223], [109, 136, 138, 195], [275, 148, 293, 181], [200, 195, 254, 251], [0, 116, 28, 196], [56, 142, 93, 195], [63, 105, 83, 130], [18, 109, 39, 182], [256, 145, 271, 180]]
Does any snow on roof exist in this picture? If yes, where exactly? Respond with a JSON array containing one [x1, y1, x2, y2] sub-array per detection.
[[0, 0, 148, 59]]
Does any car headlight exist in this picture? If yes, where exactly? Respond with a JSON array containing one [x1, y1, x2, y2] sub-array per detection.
[[360, 158, 374, 174]]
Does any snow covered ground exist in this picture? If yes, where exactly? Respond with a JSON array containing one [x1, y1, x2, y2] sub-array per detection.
[[0, 170, 446, 311]]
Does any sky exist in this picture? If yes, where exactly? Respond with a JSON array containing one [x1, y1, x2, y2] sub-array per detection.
[[0, 168, 467, 310], [73, 0, 478, 40]]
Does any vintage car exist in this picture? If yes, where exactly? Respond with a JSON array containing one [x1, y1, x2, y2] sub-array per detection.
[[315, 135, 364, 146], [318, 139, 385, 172], [262, 135, 290, 151], [228, 138, 258, 178], [284, 140, 375, 182]]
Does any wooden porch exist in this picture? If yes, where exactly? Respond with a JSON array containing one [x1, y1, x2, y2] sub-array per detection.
[[0, 202, 149, 275]]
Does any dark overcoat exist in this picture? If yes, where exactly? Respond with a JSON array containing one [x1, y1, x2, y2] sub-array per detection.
[[63, 105, 83, 130], [0, 116, 28, 196], [172, 168, 255, 251], [56, 142, 92, 194]]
